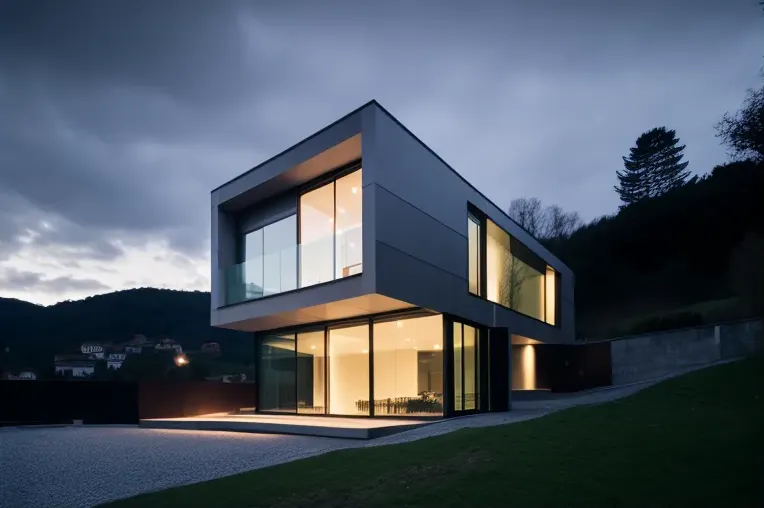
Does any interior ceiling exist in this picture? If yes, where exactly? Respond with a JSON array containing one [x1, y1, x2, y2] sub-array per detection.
[[222, 134, 362, 212]]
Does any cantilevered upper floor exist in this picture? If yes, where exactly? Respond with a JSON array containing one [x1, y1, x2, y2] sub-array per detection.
[[211, 100, 575, 343]]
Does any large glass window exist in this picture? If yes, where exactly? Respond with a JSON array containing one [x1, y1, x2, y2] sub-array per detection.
[[453, 322, 480, 412], [468, 214, 481, 295], [243, 215, 297, 300], [299, 168, 363, 288], [296, 331, 325, 414], [545, 266, 557, 326], [335, 170, 363, 278], [299, 183, 335, 287], [258, 334, 296, 412], [328, 324, 370, 416], [486, 219, 546, 322], [373, 315, 443, 416]]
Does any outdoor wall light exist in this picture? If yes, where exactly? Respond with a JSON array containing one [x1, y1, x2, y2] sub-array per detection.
[[174, 354, 189, 367]]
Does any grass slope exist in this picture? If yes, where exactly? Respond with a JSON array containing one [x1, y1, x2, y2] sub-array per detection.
[[106, 356, 764, 508]]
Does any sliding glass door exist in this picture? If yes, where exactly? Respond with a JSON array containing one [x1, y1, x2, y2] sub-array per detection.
[[452, 321, 481, 413]]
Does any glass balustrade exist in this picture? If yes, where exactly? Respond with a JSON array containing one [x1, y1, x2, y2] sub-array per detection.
[[222, 225, 362, 306]]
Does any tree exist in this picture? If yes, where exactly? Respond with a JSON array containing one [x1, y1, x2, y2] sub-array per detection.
[[616, 127, 691, 207], [508, 197, 545, 237], [509, 198, 583, 240], [545, 205, 584, 239], [716, 81, 764, 163]]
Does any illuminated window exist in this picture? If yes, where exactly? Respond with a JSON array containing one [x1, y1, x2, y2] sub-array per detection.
[[299, 168, 363, 288], [373, 315, 443, 416]]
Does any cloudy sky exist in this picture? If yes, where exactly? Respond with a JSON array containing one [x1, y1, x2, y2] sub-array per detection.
[[0, 0, 762, 305]]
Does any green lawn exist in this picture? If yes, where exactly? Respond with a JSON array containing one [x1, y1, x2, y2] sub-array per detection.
[[106, 356, 764, 508]]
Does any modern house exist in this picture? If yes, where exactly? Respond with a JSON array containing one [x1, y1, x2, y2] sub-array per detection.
[[210, 100, 575, 419]]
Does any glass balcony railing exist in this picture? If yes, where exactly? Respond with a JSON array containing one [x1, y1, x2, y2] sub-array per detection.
[[222, 226, 362, 306]]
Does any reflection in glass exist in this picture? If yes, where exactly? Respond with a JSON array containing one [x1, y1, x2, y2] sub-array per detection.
[[486, 219, 546, 321], [373, 315, 443, 416], [299, 182, 335, 287], [242, 215, 296, 300], [263, 215, 297, 296], [296, 331, 325, 414], [258, 334, 296, 412], [468, 214, 481, 295], [244, 228, 264, 299], [453, 323, 462, 411], [335, 169, 363, 278], [329, 325, 370, 415], [464, 325, 477, 410]]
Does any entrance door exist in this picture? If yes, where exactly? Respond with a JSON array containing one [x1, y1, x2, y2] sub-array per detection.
[[488, 327, 509, 412]]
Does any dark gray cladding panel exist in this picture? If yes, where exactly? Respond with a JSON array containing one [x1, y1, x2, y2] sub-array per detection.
[[366, 104, 573, 282], [372, 184, 466, 280], [374, 240, 492, 323]]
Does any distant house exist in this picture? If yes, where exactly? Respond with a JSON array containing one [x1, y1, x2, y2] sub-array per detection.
[[2, 369, 37, 380], [55, 354, 95, 378], [154, 338, 182, 354], [80, 343, 104, 359], [122, 334, 154, 354], [107, 352, 127, 370]]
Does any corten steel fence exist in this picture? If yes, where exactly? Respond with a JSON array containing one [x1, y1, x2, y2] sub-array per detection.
[[0, 380, 256, 425]]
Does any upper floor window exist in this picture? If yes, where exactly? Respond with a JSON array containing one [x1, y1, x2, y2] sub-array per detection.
[[468, 211, 558, 326], [467, 214, 481, 295], [299, 168, 363, 287]]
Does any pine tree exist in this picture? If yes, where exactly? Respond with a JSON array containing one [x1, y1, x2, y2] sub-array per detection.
[[615, 127, 690, 207]]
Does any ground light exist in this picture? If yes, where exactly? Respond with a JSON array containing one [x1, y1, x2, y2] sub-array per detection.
[[174, 354, 189, 367]]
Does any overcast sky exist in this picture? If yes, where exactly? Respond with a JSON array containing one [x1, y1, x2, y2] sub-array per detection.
[[0, 0, 762, 305]]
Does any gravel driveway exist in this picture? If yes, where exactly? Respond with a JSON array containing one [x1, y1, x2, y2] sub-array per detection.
[[0, 363, 722, 508]]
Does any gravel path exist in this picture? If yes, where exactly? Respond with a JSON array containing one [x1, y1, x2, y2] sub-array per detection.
[[0, 362, 728, 508]]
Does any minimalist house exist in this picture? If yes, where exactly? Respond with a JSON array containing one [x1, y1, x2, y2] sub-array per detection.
[[211, 100, 575, 419]]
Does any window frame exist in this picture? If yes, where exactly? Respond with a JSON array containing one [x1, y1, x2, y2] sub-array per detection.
[[466, 204, 561, 328]]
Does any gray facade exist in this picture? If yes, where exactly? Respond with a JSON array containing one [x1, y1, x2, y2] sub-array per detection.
[[210, 100, 574, 345]]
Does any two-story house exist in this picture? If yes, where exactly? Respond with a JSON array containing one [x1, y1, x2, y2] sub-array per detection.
[[210, 101, 575, 419]]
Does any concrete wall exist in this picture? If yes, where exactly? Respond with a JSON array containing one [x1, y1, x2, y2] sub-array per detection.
[[610, 319, 763, 385]]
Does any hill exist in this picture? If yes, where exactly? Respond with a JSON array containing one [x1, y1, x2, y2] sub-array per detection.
[[0, 288, 251, 375], [545, 159, 764, 338]]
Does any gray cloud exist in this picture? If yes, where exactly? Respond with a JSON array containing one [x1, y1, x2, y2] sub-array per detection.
[[0, 267, 109, 295], [0, 0, 762, 301]]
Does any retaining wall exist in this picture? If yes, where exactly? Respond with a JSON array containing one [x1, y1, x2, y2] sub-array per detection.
[[609, 319, 762, 385]]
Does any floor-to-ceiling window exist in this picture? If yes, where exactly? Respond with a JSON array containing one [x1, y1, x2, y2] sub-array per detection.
[[299, 183, 335, 287], [334, 170, 363, 278], [296, 331, 325, 414], [453, 321, 480, 412], [373, 315, 444, 416], [299, 167, 363, 288], [328, 324, 370, 416], [258, 334, 296, 412]]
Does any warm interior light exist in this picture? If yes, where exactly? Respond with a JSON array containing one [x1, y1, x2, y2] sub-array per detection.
[[311, 345, 316, 350], [434, 344, 441, 350], [396, 321, 403, 328], [351, 187, 357, 194], [362, 349, 369, 354], [174, 354, 188, 367]]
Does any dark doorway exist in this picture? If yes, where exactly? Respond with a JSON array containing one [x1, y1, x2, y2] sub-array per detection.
[[488, 327, 509, 412]]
